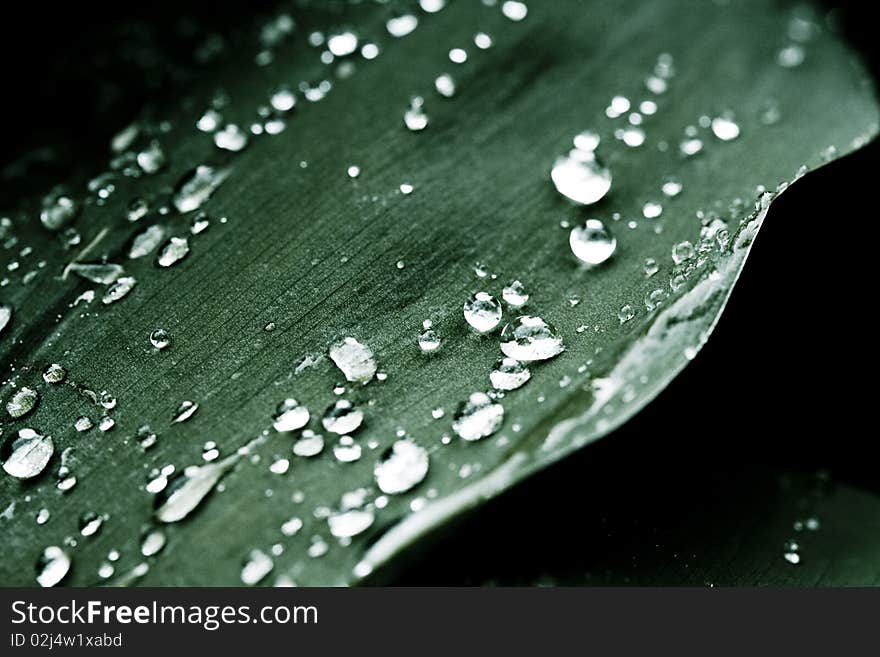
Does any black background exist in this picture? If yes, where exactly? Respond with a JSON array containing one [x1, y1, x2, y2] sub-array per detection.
[[1, 1, 877, 585]]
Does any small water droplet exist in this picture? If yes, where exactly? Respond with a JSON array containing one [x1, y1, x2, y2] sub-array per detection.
[[2, 429, 53, 479], [644, 288, 668, 311], [293, 429, 324, 457], [36, 508, 50, 525], [154, 454, 238, 523], [642, 201, 663, 218], [137, 141, 166, 174], [463, 292, 502, 333], [661, 177, 682, 197], [40, 195, 79, 231], [490, 357, 531, 391], [157, 237, 190, 267], [374, 439, 429, 494], [551, 150, 612, 205], [322, 400, 364, 435], [68, 262, 124, 284], [98, 417, 115, 432], [711, 116, 740, 141], [214, 124, 249, 152], [502, 279, 529, 307], [569, 219, 616, 265], [500, 315, 564, 361], [387, 14, 418, 37], [172, 400, 199, 423], [102, 276, 136, 305], [150, 328, 171, 350], [42, 363, 66, 384], [333, 436, 362, 463], [679, 137, 703, 156], [327, 30, 358, 57], [173, 165, 231, 214], [273, 398, 310, 432], [449, 48, 467, 64], [79, 511, 104, 537], [329, 337, 377, 384], [618, 304, 635, 323], [197, 108, 223, 132], [418, 328, 442, 353], [671, 240, 695, 264], [36, 546, 70, 587], [0, 305, 13, 335], [435, 73, 456, 98], [452, 392, 504, 441], [502, 1, 528, 21], [74, 416, 93, 432], [241, 549, 274, 585], [404, 96, 429, 131], [777, 44, 805, 68], [347, 165, 361, 178], [6, 387, 39, 418], [128, 224, 165, 260], [644, 257, 659, 277], [141, 528, 166, 556]]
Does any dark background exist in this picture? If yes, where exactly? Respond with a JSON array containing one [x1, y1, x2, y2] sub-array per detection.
[[1, 1, 877, 585]]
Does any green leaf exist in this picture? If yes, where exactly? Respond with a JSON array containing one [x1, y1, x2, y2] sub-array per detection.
[[0, 0, 877, 586]]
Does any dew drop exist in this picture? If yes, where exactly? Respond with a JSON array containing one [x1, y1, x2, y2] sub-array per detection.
[[0, 305, 12, 335], [569, 219, 616, 265], [551, 150, 612, 205], [404, 97, 429, 131], [490, 357, 531, 391], [102, 276, 136, 305], [322, 400, 364, 435], [671, 240, 695, 265], [214, 124, 249, 152], [329, 337, 377, 385], [502, 1, 528, 21], [418, 328, 442, 353], [711, 116, 741, 141], [435, 73, 456, 98], [328, 508, 375, 538], [327, 30, 358, 57], [141, 528, 166, 557], [333, 436, 362, 463], [453, 392, 504, 442], [197, 108, 223, 132], [644, 257, 659, 277], [36, 508, 50, 525], [157, 236, 190, 267], [154, 454, 239, 523], [129, 225, 165, 259], [293, 430, 324, 457], [79, 512, 104, 537], [150, 328, 171, 350], [387, 14, 418, 38], [374, 439, 429, 494], [241, 549, 274, 585], [172, 165, 231, 214], [661, 177, 683, 197], [777, 44, 805, 68], [2, 429, 53, 479], [463, 292, 502, 333], [642, 201, 663, 219], [500, 315, 564, 361], [679, 137, 703, 156], [618, 304, 635, 323], [137, 141, 166, 174], [272, 398, 310, 433], [40, 195, 79, 231], [502, 279, 529, 307], [6, 386, 39, 418], [172, 400, 199, 424], [644, 288, 668, 311], [74, 416, 93, 432], [68, 263, 124, 284], [36, 546, 70, 587]]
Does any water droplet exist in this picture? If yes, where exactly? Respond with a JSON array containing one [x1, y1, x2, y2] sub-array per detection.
[[618, 304, 635, 323], [102, 276, 136, 305], [361, 42, 379, 59], [644, 288, 668, 311], [74, 416, 93, 432], [327, 30, 358, 57], [150, 328, 171, 350], [322, 400, 364, 435], [347, 165, 361, 178], [36, 546, 70, 587], [435, 73, 456, 98], [214, 124, 249, 152], [137, 141, 166, 174], [490, 357, 531, 391], [173, 165, 231, 214], [679, 137, 703, 156], [157, 236, 190, 267], [784, 551, 801, 564], [333, 436, 362, 463], [36, 508, 50, 525], [197, 108, 223, 132], [777, 44, 805, 68], [404, 97, 428, 131], [551, 150, 612, 205], [98, 417, 115, 432], [642, 201, 663, 219], [671, 240, 695, 265], [155, 454, 238, 523], [374, 439, 429, 494], [463, 292, 502, 333], [241, 549, 274, 585], [329, 337, 377, 384], [172, 400, 199, 423], [644, 257, 659, 277], [141, 528, 166, 556], [269, 458, 289, 474], [129, 224, 165, 259], [2, 429, 53, 479], [617, 126, 646, 147], [661, 178, 682, 197], [711, 116, 740, 141], [569, 219, 616, 265], [418, 328, 442, 353], [40, 195, 79, 231], [386, 14, 418, 37], [0, 304, 12, 335], [273, 398, 310, 432], [500, 315, 564, 361], [68, 262, 124, 284], [293, 430, 324, 457], [502, 1, 528, 21], [6, 386, 38, 418], [453, 392, 504, 441], [79, 512, 104, 537], [502, 279, 529, 307], [281, 516, 303, 536], [449, 48, 467, 64], [328, 508, 375, 538], [41, 363, 65, 385]]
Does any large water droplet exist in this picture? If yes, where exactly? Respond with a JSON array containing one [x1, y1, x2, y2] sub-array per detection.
[[3, 429, 53, 479], [551, 150, 612, 205], [6, 387, 39, 418], [569, 219, 616, 265], [68, 263, 124, 284], [500, 316, 564, 361], [374, 439, 429, 494], [452, 392, 504, 441], [333, 436, 362, 463], [463, 292, 502, 333], [327, 30, 358, 57], [328, 508, 375, 538], [490, 357, 531, 391], [36, 546, 70, 587], [329, 337, 377, 384], [43, 363, 66, 384], [711, 116, 741, 141], [386, 14, 418, 37], [154, 454, 239, 523], [322, 400, 363, 435], [502, 280, 529, 307], [157, 237, 190, 267], [273, 398, 310, 432], [502, 1, 528, 21], [214, 124, 249, 152], [173, 165, 231, 214], [293, 429, 324, 457]]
